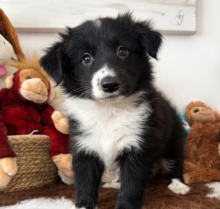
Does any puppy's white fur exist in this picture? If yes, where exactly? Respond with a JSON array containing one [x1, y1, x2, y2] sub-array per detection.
[[48, 79, 66, 111], [64, 92, 151, 170], [70, 206, 97, 209], [168, 178, 190, 195], [70, 206, 86, 209]]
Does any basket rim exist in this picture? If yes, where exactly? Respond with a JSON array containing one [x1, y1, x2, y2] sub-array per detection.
[[8, 134, 50, 138]]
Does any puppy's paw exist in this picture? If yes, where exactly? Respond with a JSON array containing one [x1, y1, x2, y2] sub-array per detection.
[[168, 179, 190, 195], [102, 182, 120, 189]]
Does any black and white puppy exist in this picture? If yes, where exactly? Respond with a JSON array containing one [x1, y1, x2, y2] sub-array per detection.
[[41, 13, 190, 209]]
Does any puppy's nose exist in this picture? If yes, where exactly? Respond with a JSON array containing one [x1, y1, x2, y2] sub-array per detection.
[[101, 76, 120, 93]]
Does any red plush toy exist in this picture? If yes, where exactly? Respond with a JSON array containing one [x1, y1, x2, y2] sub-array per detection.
[[0, 56, 73, 188]]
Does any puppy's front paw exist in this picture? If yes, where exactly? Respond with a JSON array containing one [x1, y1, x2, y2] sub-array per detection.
[[102, 182, 120, 189], [168, 179, 190, 195]]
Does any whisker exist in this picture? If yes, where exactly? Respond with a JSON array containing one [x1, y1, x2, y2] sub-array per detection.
[[80, 90, 93, 100], [69, 86, 90, 94]]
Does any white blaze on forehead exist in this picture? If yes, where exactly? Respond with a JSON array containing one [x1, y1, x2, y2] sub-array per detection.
[[93, 19, 101, 28], [92, 64, 116, 99]]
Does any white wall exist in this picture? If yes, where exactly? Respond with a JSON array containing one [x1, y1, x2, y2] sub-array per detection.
[[16, 0, 220, 113], [155, 0, 220, 112]]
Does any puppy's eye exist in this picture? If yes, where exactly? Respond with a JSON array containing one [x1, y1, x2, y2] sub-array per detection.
[[82, 53, 93, 65], [26, 76, 32, 79], [117, 46, 129, 58]]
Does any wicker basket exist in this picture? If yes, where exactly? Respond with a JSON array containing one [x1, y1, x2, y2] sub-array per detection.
[[0, 135, 58, 193]]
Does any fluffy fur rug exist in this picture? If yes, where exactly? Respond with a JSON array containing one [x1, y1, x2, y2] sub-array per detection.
[[0, 198, 73, 209], [1, 178, 220, 209], [207, 182, 220, 200]]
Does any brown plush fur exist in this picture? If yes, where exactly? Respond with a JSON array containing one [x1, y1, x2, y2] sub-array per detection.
[[183, 101, 220, 184], [9, 55, 50, 81], [0, 178, 220, 209], [0, 8, 24, 59], [185, 101, 220, 126]]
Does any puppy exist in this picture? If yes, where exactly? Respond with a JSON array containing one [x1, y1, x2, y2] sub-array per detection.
[[41, 13, 190, 209]]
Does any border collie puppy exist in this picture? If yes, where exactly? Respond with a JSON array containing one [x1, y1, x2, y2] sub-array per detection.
[[41, 13, 190, 209]]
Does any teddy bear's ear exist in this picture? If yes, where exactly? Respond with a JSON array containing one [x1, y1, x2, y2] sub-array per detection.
[[5, 75, 14, 89], [48, 88, 55, 102]]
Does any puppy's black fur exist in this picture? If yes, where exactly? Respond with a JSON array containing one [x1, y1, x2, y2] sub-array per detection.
[[41, 13, 187, 209]]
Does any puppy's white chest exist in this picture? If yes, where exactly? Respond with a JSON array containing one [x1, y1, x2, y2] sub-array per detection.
[[65, 96, 151, 168]]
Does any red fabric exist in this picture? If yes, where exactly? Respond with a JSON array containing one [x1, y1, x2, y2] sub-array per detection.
[[41, 105, 69, 156], [0, 122, 15, 158], [0, 71, 69, 158], [42, 127, 69, 156]]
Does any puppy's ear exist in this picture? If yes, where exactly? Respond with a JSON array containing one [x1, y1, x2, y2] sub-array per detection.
[[136, 22, 162, 59], [40, 42, 64, 85]]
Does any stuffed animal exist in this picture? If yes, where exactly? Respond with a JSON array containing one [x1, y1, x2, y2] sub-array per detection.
[[0, 37, 18, 88], [0, 8, 24, 88], [52, 111, 69, 135], [51, 110, 74, 185], [183, 101, 220, 184], [0, 34, 18, 89], [0, 56, 74, 188]]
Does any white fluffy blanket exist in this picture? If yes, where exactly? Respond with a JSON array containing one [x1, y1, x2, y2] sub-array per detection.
[[0, 197, 73, 209], [2, 182, 220, 209]]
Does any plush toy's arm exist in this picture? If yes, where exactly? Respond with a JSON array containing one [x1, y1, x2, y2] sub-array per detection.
[[41, 105, 73, 181], [0, 122, 16, 158], [184, 166, 220, 184], [42, 105, 69, 134], [41, 126, 70, 156], [0, 122, 17, 188], [51, 111, 69, 134], [41, 104, 55, 127], [41, 104, 70, 156], [183, 160, 196, 173], [184, 122, 203, 161]]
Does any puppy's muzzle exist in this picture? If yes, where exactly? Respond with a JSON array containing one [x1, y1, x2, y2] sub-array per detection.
[[101, 76, 120, 93]]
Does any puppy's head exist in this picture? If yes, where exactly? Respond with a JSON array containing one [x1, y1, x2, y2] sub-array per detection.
[[40, 13, 162, 101]]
